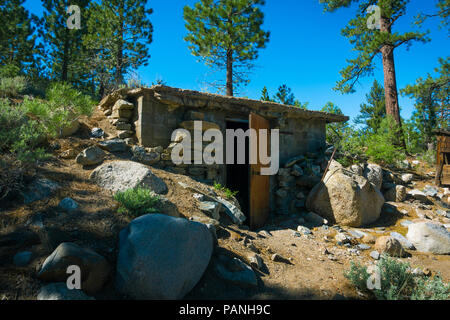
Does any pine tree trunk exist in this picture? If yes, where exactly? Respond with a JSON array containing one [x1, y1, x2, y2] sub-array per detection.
[[226, 48, 233, 96], [380, 18, 406, 149]]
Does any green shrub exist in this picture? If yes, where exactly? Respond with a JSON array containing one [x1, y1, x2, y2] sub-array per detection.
[[21, 83, 95, 137], [344, 255, 450, 300], [418, 149, 436, 166], [0, 99, 48, 163], [214, 182, 238, 199], [114, 186, 160, 218], [0, 76, 27, 98], [364, 117, 406, 165]]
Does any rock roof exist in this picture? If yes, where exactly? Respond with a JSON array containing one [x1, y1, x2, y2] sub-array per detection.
[[99, 85, 349, 124]]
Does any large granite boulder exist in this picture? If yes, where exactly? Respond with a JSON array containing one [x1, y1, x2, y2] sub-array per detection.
[[90, 161, 168, 194], [406, 222, 450, 255], [306, 164, 385, 227], [116, 214, 213, 299]]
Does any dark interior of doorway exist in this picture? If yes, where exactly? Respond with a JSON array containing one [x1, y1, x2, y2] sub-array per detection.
[[225, 120, 250, 222]]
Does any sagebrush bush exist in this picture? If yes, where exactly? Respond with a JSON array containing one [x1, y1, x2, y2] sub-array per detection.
[[0, 76, 27, 98], [344, 255, 450, 300], [114, 186, 160, 218]]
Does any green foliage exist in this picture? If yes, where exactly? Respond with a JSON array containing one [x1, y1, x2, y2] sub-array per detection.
[[0, 76, 27, 98], [345, 255, 450, 300], [184, 0, 269, 94], [402, 57, 450, 147], [355, 79, 386, 133], [0, 99, 48, 162], [260, 85, 309, 108], [0, 0, 40, 76], [320, 0, 429, 94], [364, 116, 406, 165], [418, 149, 437, 166], [214, 182, 238, 200], [321, 102, 348, 146], [21, 83, 95, 137], [84, 0, 153, 92], [114, 186, 160, 217]]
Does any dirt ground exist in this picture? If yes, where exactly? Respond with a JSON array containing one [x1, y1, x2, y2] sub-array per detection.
[[0, 116, 449, 300]]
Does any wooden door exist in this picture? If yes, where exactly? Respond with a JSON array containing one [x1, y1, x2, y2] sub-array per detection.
[[249, 113, 270, 230]]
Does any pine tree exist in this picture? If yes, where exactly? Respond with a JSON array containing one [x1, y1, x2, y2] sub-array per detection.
[[319, 0, 430, 148], [260, 86, 272, 101], [83, 0, 153, 91], [274, 84, 295, 105], [184, 0, 270, 96], [41, 0, 91, 87], [0, 0, 39, 75], [402, 57, 450, 148], [355, 79, 386, 133], [321, 102, 348, 145]]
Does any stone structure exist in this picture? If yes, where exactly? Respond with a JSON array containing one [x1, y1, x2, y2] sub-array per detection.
[[97, 85, 348, 226]]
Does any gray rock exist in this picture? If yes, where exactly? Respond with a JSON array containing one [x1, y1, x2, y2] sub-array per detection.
[[76, 146, 105, 166], [21, 179, 59, 204], [335, 233, 352, 244], [406, 222, 450, 254], [423, 185, 438, 198], [58, 197, 78, 212], [370, 251, 380, 260], [436, 210, 450, 218], [90, 161, 168, 194], [215, 256, 257, 288], [37, 283, 94, 300], [216, 197, 246, 225], [116, 214, 213, 299], [363, 164, 383, 190], [198, 201, 221, 220], [248, 253, 264, 270], [348, 229, 367, 239], [357, 244, 371, 250], [91, 127, 104, 138], [306, 167, 384, 227], [390, 232, 415, 250], [384, 185, 407, 202], [98, 139, 128, 152], [38, 242, 110, 294], [401, 173, 414, 184], [291, 164, 304, 177], [303, 211, 327, 226], [13, 251, 32, 267], [297, 225, 312, 235], [407, 190, 429, 203]]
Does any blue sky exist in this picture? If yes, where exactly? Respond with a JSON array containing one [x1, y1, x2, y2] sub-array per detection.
[[24, 0, 449, 122]]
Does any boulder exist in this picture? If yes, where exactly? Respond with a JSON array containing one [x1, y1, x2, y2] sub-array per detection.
[[76, 146, 105, 166], [407, 189, 429, 203], [98, 139, 128, 152], [21, 178, 59, 204], [306, 167, 385, 227], [384, 185, 407, 202], [199, 201, 221, 220], [406, 222, 450, 254], [13, 251, 33, 267], [363, 164, 383, 190], [116, 214, 213, 299], [37, 283, 94, 300], [214, 256, 257, 288], [60, 119, 80, 137], [374, 236, 405, 257], [90, 161, 168, 194], [38, 242, 110, 294], [390, 232, 415, 250]]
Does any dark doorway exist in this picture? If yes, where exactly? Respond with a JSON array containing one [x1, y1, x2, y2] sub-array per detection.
[[225, 120, 250, 221]]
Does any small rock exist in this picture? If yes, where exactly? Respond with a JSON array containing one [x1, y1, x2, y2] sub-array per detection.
[[215, 256, 257, 288], [357, 244, 371, 251], [98, 139, 128, 152], [257, 230, 271, 238], [91, 127, 104, 138], [362, 234, 376, 244], [370, 250, 380, 260], [297, 225, 312, 235], [193, 193, 205, 201], [374, 236, 405, 257], [37, 283, 95, 300], [13, 251, 32, 267], [407, 190, 429, 203], [58, 198, 78, 212], [390, 232, 415, 250], [271, 253, 283, 262], [248, 254, 264, 269], [348, 229, 367, 239], [401, 174, 414, 184], [198, 201, 221, 220], [335, 233, 352, 244], [76, 146, 105, 166]]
